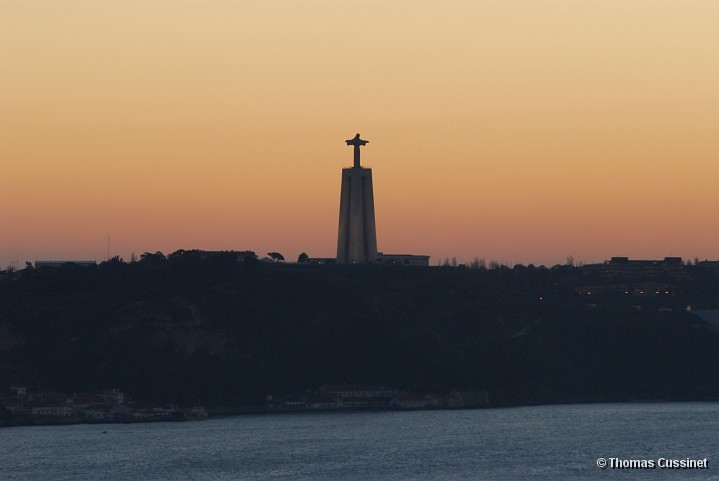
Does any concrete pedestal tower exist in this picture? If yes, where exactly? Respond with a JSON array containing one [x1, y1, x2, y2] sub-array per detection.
[[336, 134, 378, 263]]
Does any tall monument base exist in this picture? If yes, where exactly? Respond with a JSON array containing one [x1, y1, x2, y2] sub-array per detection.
[[336, 166, 378, 263]]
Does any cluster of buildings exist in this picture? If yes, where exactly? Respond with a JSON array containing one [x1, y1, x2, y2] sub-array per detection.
[[583, 256, 719, 278], [266, 384, 489, 412], [575, 257, 682, 302], [573, 256, 719, 301], [0, 386, 206, 426], [583, 256, 687, 279]]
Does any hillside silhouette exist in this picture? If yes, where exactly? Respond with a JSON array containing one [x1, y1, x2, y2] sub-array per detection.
[[1, 251, 719, 408]]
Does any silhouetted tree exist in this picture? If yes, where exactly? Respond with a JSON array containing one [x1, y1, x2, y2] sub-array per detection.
[[99, 256, 124, 267], [267, 252, 285, 263], [243, 254, 259, 266], [470, 257, 486, 269], [140, 251, 167, 263], [168, 250, 187, 262], [297, 252, 309, 263]]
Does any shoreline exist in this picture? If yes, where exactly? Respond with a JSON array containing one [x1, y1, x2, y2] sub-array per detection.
[[6, 397, 719, 429]]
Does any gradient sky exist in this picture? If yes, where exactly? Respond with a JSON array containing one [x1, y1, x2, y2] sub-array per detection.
[[2, 0, 718, 267]]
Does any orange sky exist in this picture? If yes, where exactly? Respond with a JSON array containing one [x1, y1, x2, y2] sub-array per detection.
[[2, 0, 718, 267]]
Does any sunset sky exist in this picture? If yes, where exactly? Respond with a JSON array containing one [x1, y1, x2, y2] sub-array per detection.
[[2, 0, 718, 267]]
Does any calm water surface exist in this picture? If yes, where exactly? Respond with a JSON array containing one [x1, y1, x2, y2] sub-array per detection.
[[2, 403, 718, 480]]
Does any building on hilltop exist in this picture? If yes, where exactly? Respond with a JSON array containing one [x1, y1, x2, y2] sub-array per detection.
[[583, 256, 686, 279], [35, 260, 97, 268], [335, 134, 429, 266], [337, 134, 378, 263], [376, 253, 430, 267], [697, 260, 719, 272], [171, 250, 257, 263]]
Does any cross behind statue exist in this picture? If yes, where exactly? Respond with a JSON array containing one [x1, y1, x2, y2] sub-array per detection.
[[346, 133, 369, 168]]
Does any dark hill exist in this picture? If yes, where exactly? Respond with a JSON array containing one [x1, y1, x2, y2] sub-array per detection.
[[1, 256, 718, 407]]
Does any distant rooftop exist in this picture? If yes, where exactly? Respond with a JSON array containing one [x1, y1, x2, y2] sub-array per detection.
[[608, 256, 682, 265], [35, 260, 97, 268]]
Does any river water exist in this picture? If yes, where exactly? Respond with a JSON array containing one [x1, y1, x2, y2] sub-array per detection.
[[2, 402, 718, 480]]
